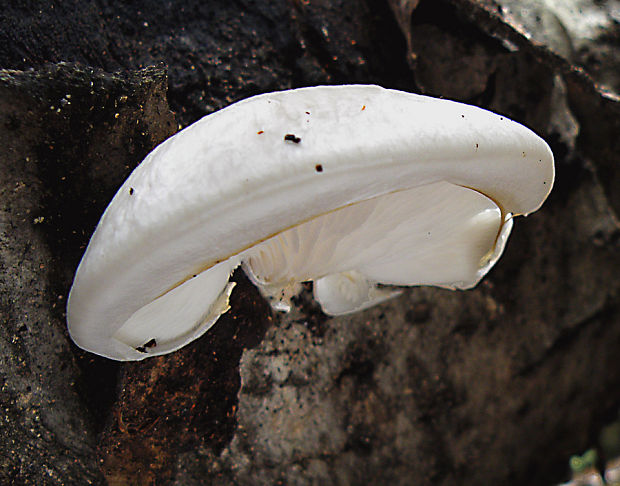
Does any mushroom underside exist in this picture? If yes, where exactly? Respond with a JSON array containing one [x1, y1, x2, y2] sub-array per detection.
[[113, 180, 510, 355]]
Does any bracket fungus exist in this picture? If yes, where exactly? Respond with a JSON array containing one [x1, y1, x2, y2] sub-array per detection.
[[67, 85, 554, 361]]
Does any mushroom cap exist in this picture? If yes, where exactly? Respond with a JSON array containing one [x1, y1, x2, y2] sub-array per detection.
[[67, 85, 554, 360]]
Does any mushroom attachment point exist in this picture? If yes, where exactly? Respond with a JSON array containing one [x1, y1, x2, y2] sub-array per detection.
[[67, 85, 554, 360]]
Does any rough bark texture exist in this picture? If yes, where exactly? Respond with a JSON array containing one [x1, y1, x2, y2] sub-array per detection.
[[0, 63, 175, 484], [0, 1, 618, 485]]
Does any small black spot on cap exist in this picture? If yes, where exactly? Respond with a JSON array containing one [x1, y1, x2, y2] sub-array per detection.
[[135, 338, 157, 353], [284, 134, 301, 143], [144, 338, 157, 348]]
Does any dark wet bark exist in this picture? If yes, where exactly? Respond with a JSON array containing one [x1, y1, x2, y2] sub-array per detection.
[[0, 63, 175, 484]]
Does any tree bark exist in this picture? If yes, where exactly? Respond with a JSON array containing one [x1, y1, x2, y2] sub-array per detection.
[[0, 1, 618, 485]]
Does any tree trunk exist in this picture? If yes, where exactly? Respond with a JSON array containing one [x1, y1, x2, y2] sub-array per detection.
[[0, 1, 618, 484]]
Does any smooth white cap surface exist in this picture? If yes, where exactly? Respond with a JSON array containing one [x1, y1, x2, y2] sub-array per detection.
[[67, 85, 554, 360]]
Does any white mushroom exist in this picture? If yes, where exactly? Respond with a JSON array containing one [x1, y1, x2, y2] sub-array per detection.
[[67, 85, 554, 361]]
